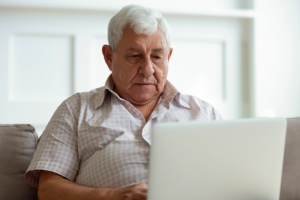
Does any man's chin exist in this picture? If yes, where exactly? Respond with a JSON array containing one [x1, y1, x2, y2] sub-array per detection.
[[131, 85, 156, 94], [131, 94, 159, 104]]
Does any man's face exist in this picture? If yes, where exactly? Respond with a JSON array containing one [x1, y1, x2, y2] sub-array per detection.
[[104, 27, 172, 105]]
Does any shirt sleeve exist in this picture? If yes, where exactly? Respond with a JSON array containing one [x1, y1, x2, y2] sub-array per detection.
[[25, 95, 80, 188]]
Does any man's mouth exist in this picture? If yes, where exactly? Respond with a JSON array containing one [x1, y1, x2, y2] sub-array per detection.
[[136, 83, 153, 85]]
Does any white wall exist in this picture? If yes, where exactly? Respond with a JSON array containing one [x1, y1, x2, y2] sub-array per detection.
[[254, 0, 300, 118], [0, 0, 254, 11], [1, 0, 300, 135]]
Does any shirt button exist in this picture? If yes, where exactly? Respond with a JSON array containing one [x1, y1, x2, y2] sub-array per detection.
[[128, 106, 132, 111], [144, 128, 148, 132]]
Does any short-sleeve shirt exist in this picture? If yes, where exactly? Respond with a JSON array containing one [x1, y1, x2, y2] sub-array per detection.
[[25, 75, 222, 188]]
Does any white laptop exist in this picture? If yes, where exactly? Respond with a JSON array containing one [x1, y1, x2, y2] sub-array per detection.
[[148, 118, 287, 200]]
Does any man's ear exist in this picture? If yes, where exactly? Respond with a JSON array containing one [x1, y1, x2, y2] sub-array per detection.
[[102, 45, 114, 71], [168, 48, 173, 61]]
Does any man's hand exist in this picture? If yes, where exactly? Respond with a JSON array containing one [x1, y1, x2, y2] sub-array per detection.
[[105, 183, 148, 200]]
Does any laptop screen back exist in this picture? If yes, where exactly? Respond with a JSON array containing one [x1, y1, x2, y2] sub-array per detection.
[[148, 118, 286, 200]]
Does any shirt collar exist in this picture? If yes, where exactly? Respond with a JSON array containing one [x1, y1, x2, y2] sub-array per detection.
[[162, 80, 191, 110], [91, 74, 190, 110], [90, 74, 117, 110]]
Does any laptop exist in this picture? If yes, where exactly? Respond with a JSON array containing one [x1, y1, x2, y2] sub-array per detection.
[[148, 118, 287, 200]]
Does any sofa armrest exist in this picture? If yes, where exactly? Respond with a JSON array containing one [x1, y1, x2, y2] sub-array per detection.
[[0, 124, 38, 200], [280, 117, 300, 199]]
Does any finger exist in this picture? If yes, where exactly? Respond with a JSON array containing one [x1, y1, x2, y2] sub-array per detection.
[[119, 183, 148, 198], [131, 183, 148, 200], [122, 193, 132, 200], [132, 192, 147, 200], [133, 183, 148, 190]]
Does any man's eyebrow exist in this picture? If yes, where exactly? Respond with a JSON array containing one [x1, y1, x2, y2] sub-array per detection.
[[152, 48, 164, 53], [126, 48, 165, 53], [127, 48, 142, 52]]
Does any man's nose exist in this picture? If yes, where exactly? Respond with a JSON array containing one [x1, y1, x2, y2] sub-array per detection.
[[139, 57, 154, 78]]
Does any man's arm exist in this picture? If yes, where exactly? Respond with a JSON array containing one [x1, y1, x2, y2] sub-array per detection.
[[38, 171, 148, 200]]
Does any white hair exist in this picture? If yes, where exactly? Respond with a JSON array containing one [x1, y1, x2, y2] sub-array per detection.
[[108, 4, 171, 52]]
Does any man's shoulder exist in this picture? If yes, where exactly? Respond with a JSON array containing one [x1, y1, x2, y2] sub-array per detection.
[[177, 93, 222, 120], [64, 86, 106, 106], [45, 86, 107, 126], [178, 93, 213, 108]]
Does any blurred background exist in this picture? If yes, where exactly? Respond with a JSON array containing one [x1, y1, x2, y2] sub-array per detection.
[[0, 0, 299, 136]]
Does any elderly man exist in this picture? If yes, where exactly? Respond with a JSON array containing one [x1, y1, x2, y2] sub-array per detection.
[[25, 4, 221, 200]]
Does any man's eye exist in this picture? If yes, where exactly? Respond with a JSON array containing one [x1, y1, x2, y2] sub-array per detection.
[[131, 55, 139, 58], [153, 56, 161, 59]]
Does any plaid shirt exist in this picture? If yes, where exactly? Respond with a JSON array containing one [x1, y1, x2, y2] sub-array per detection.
[[25, 75, 222, 188]]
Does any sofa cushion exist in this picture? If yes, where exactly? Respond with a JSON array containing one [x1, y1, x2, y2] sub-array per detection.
[[280, 117, 300, 200], [0, 124, 38, 200]]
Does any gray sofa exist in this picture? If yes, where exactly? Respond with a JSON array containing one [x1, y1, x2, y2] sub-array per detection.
[[0, 124, 38, 200], [0, 118, 299, 200]]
